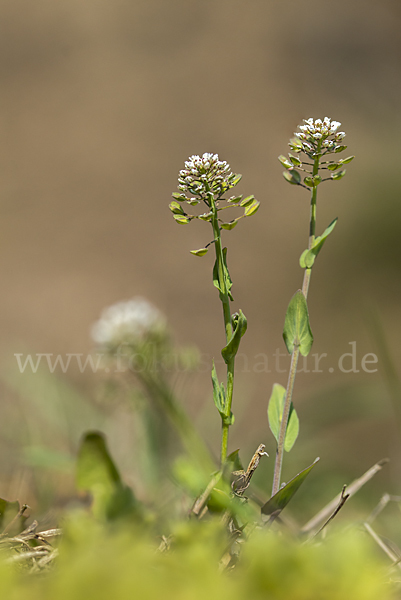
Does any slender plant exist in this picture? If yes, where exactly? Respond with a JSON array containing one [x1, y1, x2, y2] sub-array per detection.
[[269, 118, 354, 495], [170, 154, 259, 466]]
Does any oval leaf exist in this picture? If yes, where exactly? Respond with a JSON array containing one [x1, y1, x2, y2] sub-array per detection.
[[278, 155, 293, 169], [267, 383, 299, 452], [198, 212, 212, 222], [283, 169, 301, 185], [283, 291, 313, 357], [332, 169, 346, 180], [340, 155, 355, 165], [244, 200, 260, 217], [220, 220, 238, 230], [288, 154, 302, 167], [172, 192, 187, 201], [334, 145, 347, 153], [174, 215, 191, 224], [299, 249, 309, 269], [169, 201, 184, 214], [240, 195, 255, 207], [190, 248, 208, 257]]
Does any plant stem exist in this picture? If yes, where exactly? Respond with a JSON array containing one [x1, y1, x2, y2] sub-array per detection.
[[272, 151, 320, 495], [272, 346, 300, 494], [139, 372, 215, 473], [210, 197, 235, 466]]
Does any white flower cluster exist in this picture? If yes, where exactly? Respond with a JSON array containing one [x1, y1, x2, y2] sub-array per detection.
[[293, 118, 346, 154], [91, 297, 166, 347], [178, 153, 233, 199]]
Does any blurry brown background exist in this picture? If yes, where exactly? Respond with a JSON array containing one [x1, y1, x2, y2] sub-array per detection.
[[1, 0, 401, 514]]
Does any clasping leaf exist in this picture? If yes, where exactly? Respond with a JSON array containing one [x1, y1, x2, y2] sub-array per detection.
[[267, 383, 299, 452], [283, 291, 313, 356]]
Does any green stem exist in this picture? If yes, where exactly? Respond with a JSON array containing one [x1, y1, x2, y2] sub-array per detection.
[[210, 197, 235, 466], [139, 372, 215, 473], [272, 346, 300, 494], [272, 150, 321, 496]]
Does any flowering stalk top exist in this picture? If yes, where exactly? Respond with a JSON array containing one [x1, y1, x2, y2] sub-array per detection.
[[279, 117, 354, 189], [170, 153, 259, 256], [178, 153, 235, 202]]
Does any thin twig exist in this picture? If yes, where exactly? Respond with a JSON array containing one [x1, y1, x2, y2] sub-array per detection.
[[364, 523, 401, 570], [307, 485, 349, 541], [301, 458, 389, 535], [364, 493, 401, 525], [191, 471, 222, 517]]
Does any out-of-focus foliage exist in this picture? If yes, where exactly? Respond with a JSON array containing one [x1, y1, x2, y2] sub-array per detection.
[[0, 514, 394, 600]]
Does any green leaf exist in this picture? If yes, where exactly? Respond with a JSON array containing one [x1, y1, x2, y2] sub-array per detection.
[[289, 137, 303, 152], [278, 155, 293, 169], [340, 155, 355, 165], [244, 200, 260, 217], [227, 195, 242, 204], [220, 220, 239, 230], [222, 248, 233, 300], [327, 162, 340, 171], [226, 449, 244, 473], [76, 431, 138, 521], [0, 499, 24, 534], [169, 201, 185, 215], [221, 309, 247, 363], [261, 458, 319, 517], [230, 174, 242, 187], [172, 192, 187, 201], [187, 199, 200, 206], [300, 218, 338, 268], [211, 361, 225, 415], [267, 383, 299, 452], [212, 257, 222, 294], [283, 291, 313, 356], [332, 169, 346, 180], [190, 248, 208, 257], [198, 212, 212, 221], [212, 248, 234, 300], [334, 145, 347, 153], [288, 154, 301, 167], [174, 215, 191, 224], [207, 488, 232, 513], [299, 249, 309, 269], [240, 195, 255, 207], [283, 169, 301, 185]]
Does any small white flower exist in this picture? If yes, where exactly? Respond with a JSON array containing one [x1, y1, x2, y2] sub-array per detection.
[[330, 121, 341, 133]]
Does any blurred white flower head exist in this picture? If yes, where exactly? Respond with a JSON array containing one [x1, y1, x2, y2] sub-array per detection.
[[91, 297, 166, 347]]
